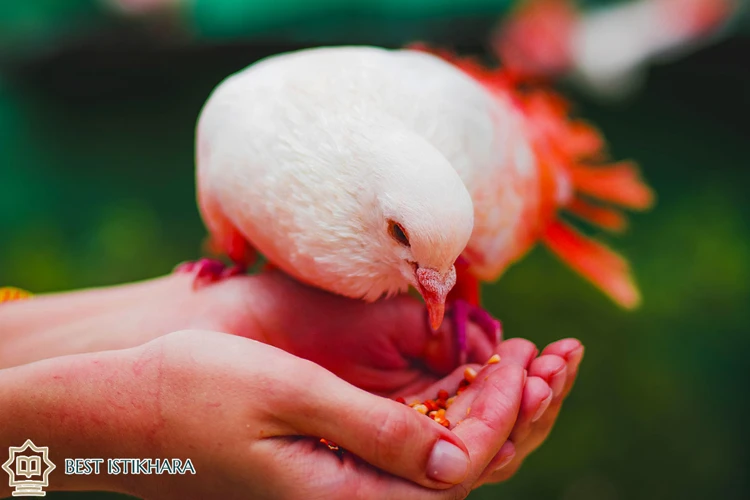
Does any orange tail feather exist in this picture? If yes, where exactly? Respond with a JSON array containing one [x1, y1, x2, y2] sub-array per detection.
[[542, 222, 641, 309]]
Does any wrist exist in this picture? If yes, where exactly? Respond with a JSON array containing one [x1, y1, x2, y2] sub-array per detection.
[[0, 274, 202, 368], [0, 346, 165, 496]]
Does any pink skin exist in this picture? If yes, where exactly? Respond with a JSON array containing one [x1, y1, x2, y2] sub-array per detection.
[[0, 272, 582, 495], [191, 270, 552, 426], [175, 254, 502, 367], [480, 338, 585, 484], [408, 337, 584, 484], [1, 331, 523, 498]]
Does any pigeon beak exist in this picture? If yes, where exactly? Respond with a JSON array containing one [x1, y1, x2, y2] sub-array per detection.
[[416, 265, 457, 331]]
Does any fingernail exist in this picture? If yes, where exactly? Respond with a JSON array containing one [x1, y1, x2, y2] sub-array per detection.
[[427, 440, 470, 484], [550, 368, 566, 398], [532, 389, 553, 422], [493, 449, 516, 473]]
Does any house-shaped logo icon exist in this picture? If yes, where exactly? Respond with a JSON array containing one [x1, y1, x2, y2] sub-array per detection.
[[2, 439, 56, 497]]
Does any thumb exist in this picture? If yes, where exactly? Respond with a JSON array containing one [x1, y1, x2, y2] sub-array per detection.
[[284, 363, 473, 489]]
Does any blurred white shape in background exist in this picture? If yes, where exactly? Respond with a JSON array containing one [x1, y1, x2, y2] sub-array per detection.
[[495, 0, 742, 100], [101, 0, 183, 16], [571, 0, 740, 99]]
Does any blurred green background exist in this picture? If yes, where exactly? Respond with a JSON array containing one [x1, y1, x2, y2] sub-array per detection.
[[1, 1, 748, 499]]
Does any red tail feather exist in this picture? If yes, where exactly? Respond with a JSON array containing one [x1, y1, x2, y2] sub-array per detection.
[[564, 122, 606, 159], [409, 43, 654, 308], [542, 222, 641, 309], [447, 257, 481, 306], [568, 162, 655, 210], [567, 198, 628, 233], [512, 76, 653, 309]]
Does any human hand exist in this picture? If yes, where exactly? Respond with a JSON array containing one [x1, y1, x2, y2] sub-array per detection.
[[1, 328, 530, 499], [474, 337, 585, 484], [160, 270, 585, 487], [0, 270, 583, 491]]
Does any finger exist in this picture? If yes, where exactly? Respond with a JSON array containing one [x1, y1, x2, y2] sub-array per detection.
[[528, 354, 568, 399], [445, 342, 534, 423], [541, 338, 585, 399], [484, 397, 560, 485], [398, 363, 482, 404], [449, 364, 526, 486], [398, 338, 540, 422], [514, 345, 584, 453], [283, 362, 473, 489], [484, 343, 584, 485], [509, 376, 553, 443], [477, 450, 523, 486], [477, 440, 516, 485], [495, 338, 539, 368], [258, 437, 453, 500]]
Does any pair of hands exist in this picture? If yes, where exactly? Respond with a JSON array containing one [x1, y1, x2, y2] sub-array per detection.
[[0, 270, 583, 499]]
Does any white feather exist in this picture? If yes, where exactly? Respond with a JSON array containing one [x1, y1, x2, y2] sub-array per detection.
[[197, 46, 535, 300]]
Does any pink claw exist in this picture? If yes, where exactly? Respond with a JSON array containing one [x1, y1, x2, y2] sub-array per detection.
[[173, 258, 245, 286], [445, 299, 503, 365]]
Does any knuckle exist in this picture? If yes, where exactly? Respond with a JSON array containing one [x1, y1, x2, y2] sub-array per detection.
[[538, 354, 566, 371], [489, 364, 525, 395], [544, 338, 582, 357], [526, 375, 549, 393], [373, 406, 413, 464], [478, 365, 525, 424], [504, 338, 539, 360]]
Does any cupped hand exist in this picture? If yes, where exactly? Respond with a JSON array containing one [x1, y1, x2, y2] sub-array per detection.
[[190, 270, 498, 394], [92, 329, 529, 500], [475, 337, 585, 484], [2, 270, 583, 493], [169, 270, 584, 486]]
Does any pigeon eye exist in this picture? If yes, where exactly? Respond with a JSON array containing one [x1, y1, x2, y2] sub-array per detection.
[[388, 220, 410, 247]]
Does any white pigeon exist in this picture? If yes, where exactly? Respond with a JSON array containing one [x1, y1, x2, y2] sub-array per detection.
[[179, 45, 653, 353]]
